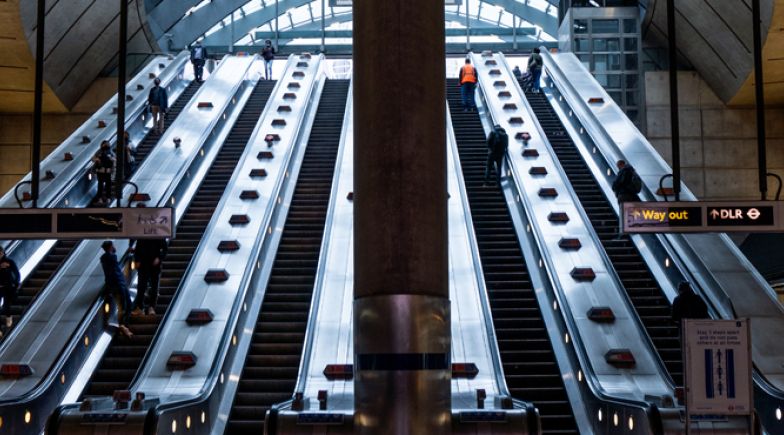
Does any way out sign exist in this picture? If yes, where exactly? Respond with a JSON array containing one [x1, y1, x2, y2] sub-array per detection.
[[683, 319, 752, 416]]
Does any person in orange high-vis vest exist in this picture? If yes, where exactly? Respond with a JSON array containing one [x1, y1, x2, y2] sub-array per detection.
[[459, 58, 478, 111]]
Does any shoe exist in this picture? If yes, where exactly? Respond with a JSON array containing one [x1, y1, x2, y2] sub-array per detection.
[[146, 307, 156, 316], [131, 307, 144, 317], [118, 325, 133, 338]]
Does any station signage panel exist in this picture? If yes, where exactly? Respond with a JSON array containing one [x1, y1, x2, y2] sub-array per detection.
[[683, 319, 752, 417], [0, 207, 174, 239], [622, 201, 784, 233]]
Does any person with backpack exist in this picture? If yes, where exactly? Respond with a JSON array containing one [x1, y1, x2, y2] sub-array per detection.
[[671, 281, 709, 324], [148, 78, 169, 135], [459, 58, 478, 112], [261, 40, 275, 80], [611, 159, 642, 238], [92, 140, 116, 205], [527, 47, 543, 93], [190, 41, 207, 83], [0, 246, 20, 336], [484, 125, 509, 186]]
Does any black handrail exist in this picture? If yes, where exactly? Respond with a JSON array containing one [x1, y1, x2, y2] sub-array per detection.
[[767, 172, 782, 201], [14, 181, 32, 208], [123, 181, 140, 208], [658, 174, 674, 201]]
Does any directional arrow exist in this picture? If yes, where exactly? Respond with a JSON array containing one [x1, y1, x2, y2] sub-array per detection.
[[710, 209, 720, 219], [747, 208, 761, 220]]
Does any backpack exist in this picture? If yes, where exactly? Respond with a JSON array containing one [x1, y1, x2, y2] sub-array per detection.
[[629, 168, 643, 194]]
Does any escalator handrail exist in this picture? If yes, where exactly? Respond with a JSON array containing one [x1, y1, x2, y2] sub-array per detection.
[[292, 79, 354, 396], [540, 47, 784, 429], [492, 51, 674, 395], [130, 55, 296, 393], [140, 56, 330, 430], [473, 53, 661, 427], [445, 102, 517, 402]]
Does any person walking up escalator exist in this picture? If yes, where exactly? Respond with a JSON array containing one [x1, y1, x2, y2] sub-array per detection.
[[131, 237, 168, 317], [0, 246, 20, 338], [459, 58, 478, 112]]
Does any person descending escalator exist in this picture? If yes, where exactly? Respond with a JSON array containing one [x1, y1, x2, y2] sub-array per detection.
[[484, 124, 509, 187], [148, 78, 169, 135], [0, 246, 20, 337], [261, 40, 276, 80], [100, 241, 133, 338], [190, 41, 208, 83], [459, 57, 478, 112], [131, 237, 168, 317], [92, 140, 116, 206]]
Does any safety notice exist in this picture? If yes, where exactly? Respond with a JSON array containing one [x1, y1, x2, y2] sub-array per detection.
[[683, 319, 752, 416]]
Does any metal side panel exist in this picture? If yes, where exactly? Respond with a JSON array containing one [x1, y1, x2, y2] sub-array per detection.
[[132, 55, 325, 403], [1, 52, 191, 283], [271, 95, 535, 435], [0, 56, 256, 433], [472, 52, 672, 403], [542, 49, 782, 433]]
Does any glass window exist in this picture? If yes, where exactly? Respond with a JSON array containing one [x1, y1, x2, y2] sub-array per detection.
[[574, 38, 590, 52], [623, 19, 637, 34], [625, 73, 639, 89], [626, 90, 638, 106], [608, 54, 621, 70], [609, 91, 623, 105], [624, 37, 637, 51], [595, 74, 622, 88], [574, 19, 588, 34], [594, 54, 608, 72], [625, 53, 639, 70], [592, 19, 619, 34], [593, 38, 620, 52]]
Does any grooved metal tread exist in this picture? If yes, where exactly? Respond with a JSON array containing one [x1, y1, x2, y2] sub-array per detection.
[[523, 86, 683, 386], [226, 79, 350, 435], [80, 80, 276, 398], [0, 81, 203, 345], [447, 78, 578, 434]]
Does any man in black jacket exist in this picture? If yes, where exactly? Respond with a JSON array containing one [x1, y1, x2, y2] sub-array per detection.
[[148, 78, 169, 134], [0, 246, 20, 332], [672, 281, 709, 324], [100, 241, 133, 337], [261, 40, 275, 80], [611, 159, 640, 238], [132, 238, 168, 316], [484, 125, 509, 187]]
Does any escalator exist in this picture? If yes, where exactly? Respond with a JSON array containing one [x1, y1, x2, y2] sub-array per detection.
[[227, 79, 349, 434], [81, 80, 276, 397], [523, 87, 683, 386], [0, 81, 203, 343], [447, 79, 577, 434]]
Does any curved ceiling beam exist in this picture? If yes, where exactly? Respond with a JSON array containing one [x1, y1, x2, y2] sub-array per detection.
[[164, 0, 556, 49]]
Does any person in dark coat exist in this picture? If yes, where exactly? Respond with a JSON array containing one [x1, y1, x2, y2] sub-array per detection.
[[100, 241, 133, 337], [0, 246, 20, 333], [132, 238, 168, 316], [484, 125, 509, 187], [148, 78, 169, 134], [92, 140, 115, 206], [190, 41, 208, 82], [261, 40, 275, 80], [672, 281, 709, 323], [611, 159, 640, 238]]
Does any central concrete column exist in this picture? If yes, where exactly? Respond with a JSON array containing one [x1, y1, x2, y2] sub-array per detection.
[[353, 0, 449, 434]]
